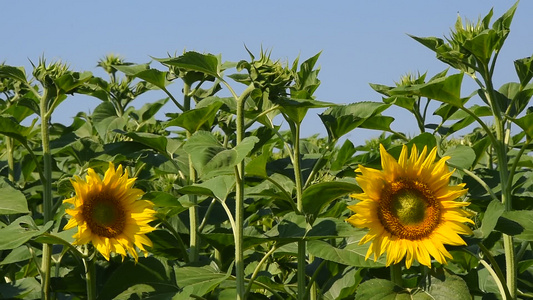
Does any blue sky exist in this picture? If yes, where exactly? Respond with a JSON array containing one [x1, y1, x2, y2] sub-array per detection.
[[2, 1, 531, 144]]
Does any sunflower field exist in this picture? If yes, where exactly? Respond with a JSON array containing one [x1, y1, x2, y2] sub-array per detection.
[[1, 2, 532, 300]]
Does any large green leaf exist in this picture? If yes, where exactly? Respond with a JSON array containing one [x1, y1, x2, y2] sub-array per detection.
[[115, 130, 169, 155], [513, 113, 533, 139], [0, 178, 29, 215], [0, 65, 27, 83], [475, 200, 504, 239], [113, 64, 170, 89], [499, 210, 533, 241], [166, 101, 223, 133], [319, 102, 391, 142], [0, 216, 52, 250], [97, 257, 177, 300], [418, 73, 464, 106], [444, 145, 476, 169], [355, 272, 470, 300], [184, 131, 258, 177], [92, 101, 127, 139], [307, 238, 386, 268], [0, 115, 32, 145], [302, 181, 360, 220], [155, 51, 220, 78], [275, 97, 334, 125], [54, 71, 93, 94], [173, 265, 230, 299], [514, 56, 533, 87]]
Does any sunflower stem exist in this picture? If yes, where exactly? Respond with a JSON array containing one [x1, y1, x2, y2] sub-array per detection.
[[83, 255, 97, 300], [390, 263, 403, 287], [234, 83, 256, 300], [482, 63, 516, 299], [183, 82, 200, 263], [39, 87, 53, 300], [291, 122, 309, 300]]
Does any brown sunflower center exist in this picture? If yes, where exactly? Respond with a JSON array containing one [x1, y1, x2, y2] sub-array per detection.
[[82, 190, 126, 238], [378, 178, 442, 240]]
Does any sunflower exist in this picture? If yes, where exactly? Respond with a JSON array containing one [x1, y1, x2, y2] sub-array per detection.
[[347, 144, 473, 268], [63, 162, 156, 261]]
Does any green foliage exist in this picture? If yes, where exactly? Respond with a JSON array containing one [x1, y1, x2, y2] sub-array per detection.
[[0, 2, 530, 299]]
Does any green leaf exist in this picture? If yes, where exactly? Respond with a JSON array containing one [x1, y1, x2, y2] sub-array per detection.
[[323, 267, 362, 300], [514, 55, 533, 86], [0, 246, 37, 266], [0, 115, 32, 145], [113, 64, 171, 90], [513, 113, 533, 139], [0, 178, 29, 215], [115, 130, 169, 155], [319, 102, 391, 142], [0, 216, 52, 250], [475, 200, 505, 239], [0, 277, 40, 299], [354, 279, 408, 300], [166, 101, 223, 133], [307, 238, 386, 268], [444, 145, 476, 169], [499, 210, 533, 241], [155, 51, 220, 78], [92, 101, 127, 139], [0, 65, 27, 83], [331, 139, 356, 171], [275, 97, 334, 125], [355, 272, 470, 300], [174, 265, 229, 299], [302, 181, 360, 220], [418, 73, 464, 106], [184, 131, 258, 177], [97, 257, 177, 300], [54, 71, 93, 94]]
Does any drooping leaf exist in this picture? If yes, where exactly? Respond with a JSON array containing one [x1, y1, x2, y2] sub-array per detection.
[[184, 131, 258, 177], [307, 238, 386, 268], [0, 65, 28, 83], [166, 101, 223, 133], [97, 257, 177, 300], [54, 71, 93, 94], [444, 145, 476, 169], [115, 130, 169, 155], [0, 216, 52, 250], [319, 102, 391, 142], [155, 51, 220, 78], [514, 55, 533, 87], [0, 178, 29, 215], [274, 97, 334, 125], [174, 265, 229, 299], [499, 210, 533, 241], [355, 272, 470, 300], [113, 64, 171, 90], [475, 200, 505, 239], [0, 115, 32, 145], [513, 113, 533, 139], [302, 181, 360, 220]]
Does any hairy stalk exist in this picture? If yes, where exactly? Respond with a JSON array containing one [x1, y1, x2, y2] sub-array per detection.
[[234, 83, 256, 300], [291, 122, 308, 300], [390, 263, 403, 287], [6, 137, 15, 182], [183, 82, 200, 263], [83, 255, 96, 300], [481, 63, 515, 299], [39, 88, 53, 300]]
